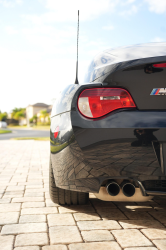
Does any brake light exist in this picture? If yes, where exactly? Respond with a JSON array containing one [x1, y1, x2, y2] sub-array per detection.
[[153, 63, 166, 68], [78, 88, 136, 119], [54, 126, 59, 138]]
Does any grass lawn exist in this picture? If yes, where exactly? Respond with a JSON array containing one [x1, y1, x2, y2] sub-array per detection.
[[8, 125, 27, 129], [11, 137, 49, 141], [0, 130, 12, 134]]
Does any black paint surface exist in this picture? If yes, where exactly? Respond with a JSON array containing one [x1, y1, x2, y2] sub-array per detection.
[[50, 42, 166, 194]]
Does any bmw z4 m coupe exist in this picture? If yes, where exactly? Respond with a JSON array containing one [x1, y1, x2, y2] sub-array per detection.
[[49, 42, 166, 205]]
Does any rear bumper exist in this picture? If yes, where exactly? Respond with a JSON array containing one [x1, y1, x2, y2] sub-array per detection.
[[50, 109, 166, 194]]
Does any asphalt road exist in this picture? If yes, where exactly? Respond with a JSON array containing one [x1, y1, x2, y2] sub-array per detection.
[[0, 128, 50, 140]]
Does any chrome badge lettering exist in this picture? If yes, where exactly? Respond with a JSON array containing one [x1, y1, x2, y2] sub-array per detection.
[[151, 88, 166, 95]]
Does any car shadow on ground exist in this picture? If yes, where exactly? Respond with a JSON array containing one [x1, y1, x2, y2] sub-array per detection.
[[59, 196, 166, 231]]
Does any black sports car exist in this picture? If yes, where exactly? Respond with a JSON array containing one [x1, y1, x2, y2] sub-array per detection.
[[49, 42, 166, 205]]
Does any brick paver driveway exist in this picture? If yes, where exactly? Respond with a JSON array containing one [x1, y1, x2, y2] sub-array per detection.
[[0, 141, 166, 250]]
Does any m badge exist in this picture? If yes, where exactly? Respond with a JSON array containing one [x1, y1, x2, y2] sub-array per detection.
[[151, 88, 166, 95]]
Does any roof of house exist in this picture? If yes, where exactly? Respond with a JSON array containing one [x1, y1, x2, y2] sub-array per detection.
[[28, 103, 49, 108], [47, 108, 52, 114]]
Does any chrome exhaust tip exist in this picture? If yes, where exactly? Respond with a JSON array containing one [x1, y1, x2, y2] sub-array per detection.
[[106, 181, 120, 196], [121, 181, 135, 197]]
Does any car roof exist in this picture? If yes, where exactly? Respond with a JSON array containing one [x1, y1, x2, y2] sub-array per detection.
[[104, 42, 166, 62], [84, 42, 166, 83]]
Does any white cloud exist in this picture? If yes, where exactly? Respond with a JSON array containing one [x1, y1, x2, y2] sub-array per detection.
[[145, 0, 166, 14], [21, 24, 77, 55], [24, 0, 119, 24], [0, 0, 12, 7], [0, 46, 77, 112], [121, 0, 136, 5], [5, 26, 18, 34], [45, 0, 118, 21], [151, 37, 165, 42], [19, 19, 108, 57], [15, 0, 22, 3], [0, 0, 22, 7], [120, 4, 138, 16], [126, 0, 136, 3], [103, 25, 114, 30]]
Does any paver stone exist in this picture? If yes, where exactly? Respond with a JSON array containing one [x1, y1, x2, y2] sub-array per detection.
[[112, 229, 153, 248], [153, 239, 166, 250], [49, 226, 82, 244], [68, 242, 121, 250], [0, 235, 15, 250], [15, 233, 49, 246], [81, 230, 114, 242]]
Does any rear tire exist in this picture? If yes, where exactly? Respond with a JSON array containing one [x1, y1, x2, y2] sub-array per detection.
[[49, 156, 89, 205], [49, 158, 59, 204]]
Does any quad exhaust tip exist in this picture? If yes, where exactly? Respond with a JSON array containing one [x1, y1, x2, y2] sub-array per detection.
[[106, 181, 120, 196], [106, 180, 135, 197]]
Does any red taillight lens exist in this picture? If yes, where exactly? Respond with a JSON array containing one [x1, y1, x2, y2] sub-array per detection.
[[78, 88, 136, 119], [153, 63, 166, 68], [54, 126, 59, 138]]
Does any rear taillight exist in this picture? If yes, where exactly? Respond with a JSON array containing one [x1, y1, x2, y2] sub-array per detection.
[[153, 63, 166, 68], [78, 88, 136, 119]]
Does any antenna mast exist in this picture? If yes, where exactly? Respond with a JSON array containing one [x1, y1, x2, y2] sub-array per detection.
[[75, 10, 79, 84]]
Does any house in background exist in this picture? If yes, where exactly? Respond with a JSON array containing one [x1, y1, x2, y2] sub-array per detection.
[[26, 103, 52, 125]]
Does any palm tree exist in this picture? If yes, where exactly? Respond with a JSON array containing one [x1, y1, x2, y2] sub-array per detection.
[[40, 110, 49, 124], [11, 108, 25, 120]]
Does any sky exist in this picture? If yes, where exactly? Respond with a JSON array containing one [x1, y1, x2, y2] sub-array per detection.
[[0, 0, 166, 113]]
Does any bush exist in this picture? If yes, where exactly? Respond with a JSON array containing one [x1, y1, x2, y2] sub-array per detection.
[[0, 112, 7, 121], [29, 118, 33, 123], [8, 123, 18, 126]]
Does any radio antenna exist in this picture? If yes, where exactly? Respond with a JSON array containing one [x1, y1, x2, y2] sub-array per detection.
[[75, 10, 79, 84]]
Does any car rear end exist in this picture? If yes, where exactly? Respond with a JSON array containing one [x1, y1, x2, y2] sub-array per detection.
[[51, 43, 166, 203]]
